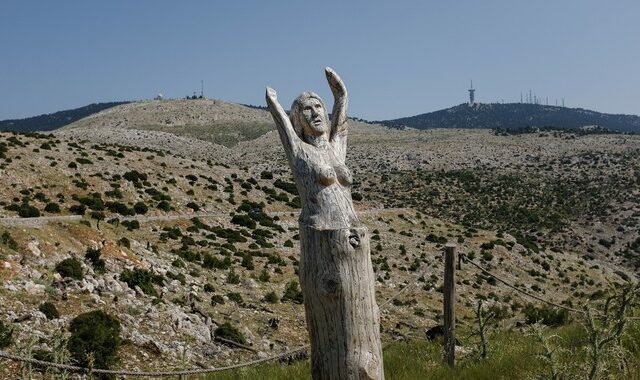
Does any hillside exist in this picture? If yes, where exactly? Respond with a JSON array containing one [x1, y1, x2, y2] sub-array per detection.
[[1, 127, 639, 376], [0, 102, 129, 132], [58, 99, 275, 148], [379, 103, 640, 133]]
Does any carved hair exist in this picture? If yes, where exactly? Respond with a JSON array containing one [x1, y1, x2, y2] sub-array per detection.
[[290, 92, 329, 142]]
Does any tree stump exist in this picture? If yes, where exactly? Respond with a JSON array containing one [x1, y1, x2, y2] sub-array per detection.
[[266, 68, 384, 380]]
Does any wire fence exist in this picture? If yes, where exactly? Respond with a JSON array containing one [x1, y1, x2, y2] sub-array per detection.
[[459, 253, 640, 320]]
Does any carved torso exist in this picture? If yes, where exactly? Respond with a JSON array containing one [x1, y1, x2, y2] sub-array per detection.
[[292, 136, 358, 229]]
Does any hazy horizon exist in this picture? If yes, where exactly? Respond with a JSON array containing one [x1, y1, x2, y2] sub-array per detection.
[[1, 0, 639, 120]]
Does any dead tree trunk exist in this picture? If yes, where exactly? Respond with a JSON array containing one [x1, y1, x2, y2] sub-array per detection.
[[266, 67, 384, 379], [300, 225, 383, 379]]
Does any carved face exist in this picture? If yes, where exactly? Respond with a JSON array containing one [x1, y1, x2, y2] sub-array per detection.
[[299, 97, 328, 137]]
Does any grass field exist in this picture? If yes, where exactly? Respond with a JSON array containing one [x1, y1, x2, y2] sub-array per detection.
[[203, 320, 640, 380]]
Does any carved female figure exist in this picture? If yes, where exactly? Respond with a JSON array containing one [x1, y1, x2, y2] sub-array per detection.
[[266, 69, 384, 380], [265, 67, 358, 229]]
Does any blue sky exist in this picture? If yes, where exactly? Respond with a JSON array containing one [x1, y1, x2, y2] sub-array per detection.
[[1, 0, 639, 120]]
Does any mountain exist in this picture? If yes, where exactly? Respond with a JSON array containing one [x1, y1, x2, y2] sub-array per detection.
[[379, 103, 640, 133], [0, 102, 130, 132]]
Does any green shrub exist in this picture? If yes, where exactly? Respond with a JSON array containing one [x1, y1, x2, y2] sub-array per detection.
[[281, 280, 303, 304], [133, 201, 148, 215], [120, 268, 162, 297], [123, 170, 147, 182], [186, 202, 200, 211], [0, 320, 13, 348], [75, 157, 93, 165], [105, 201, 135, 216], [227, 292, 244, 304], [258, 269, 271, 283], [226, 269, 241, 284], [55, 257, 83, 280], [121, 220, 140, 231], [78, 195, 104, 211], [85, 247, 106, 274], [211, 294, 225, 305], [69, 204, 86, 215], [39, 302, 60, 320], [157, 200, 171, 211], [263, 291, 279, 304], [522, 303, 569, 326], [68, 310, 121, 374], [44, 202, 61, 213], [17, 203, 40, 218], [231, 214, 256, 229], [214, 322, 246, 345], [284, 239, 294, 248], [117, 237, 130, 248], [1, 231, 18, 250]]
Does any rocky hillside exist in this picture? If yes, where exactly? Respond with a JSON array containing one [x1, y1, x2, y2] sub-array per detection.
[[1, 127, 639, 375], [380, 103, 640, 133], [0, 102, 129, 132], [58, 99, 275, 147]]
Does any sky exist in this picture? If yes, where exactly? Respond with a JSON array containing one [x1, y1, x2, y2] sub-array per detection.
[[1, 0, 639, 120]]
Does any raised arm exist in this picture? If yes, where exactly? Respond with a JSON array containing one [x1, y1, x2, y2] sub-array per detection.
[[266, 87, 299, 163], [325, 67, 348, 161]]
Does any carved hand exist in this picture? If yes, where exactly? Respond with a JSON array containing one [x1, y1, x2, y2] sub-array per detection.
[[265, 86, 298, 161], [325, 67, 347, 98]]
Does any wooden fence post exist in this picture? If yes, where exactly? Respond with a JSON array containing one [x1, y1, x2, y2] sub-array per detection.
[[444, 243, 456, 367]]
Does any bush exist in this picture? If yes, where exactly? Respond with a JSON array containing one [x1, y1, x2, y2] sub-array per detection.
[[0, 320, 13, 348], [85, 247, 106, 274], [121, 220, 140, 231], [55, 257, 83, 280], [44, 202, 61, 213], [117, 237, 130, 248], [133, 201, 148, 215], [231, 214, 256, 229], [69, 204, 86, 215], [211, 294, 225, 306], [68, 310, 121, 374], [18, 203, 40, 218], [123, 170, 147, 183], [120, 268, 162, 297], [227, 292, 244, 304], [226, 269, 241, 284], [1, 231, 18, 250], [75, 157, 93, 165], [157, 200, 171, 211], [263, 291, 279, 304], [258, 269, 271, 283], [39, 302, 60, 320], [214, 322, 246, 345], [281, 280, 303, 304], [105, 201, 135, 216], [186, 202, 200, 211], [523, 303, 569, 326]]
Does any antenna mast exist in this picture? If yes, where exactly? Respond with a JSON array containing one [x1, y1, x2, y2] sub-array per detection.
[[468, 80, 475, 105]]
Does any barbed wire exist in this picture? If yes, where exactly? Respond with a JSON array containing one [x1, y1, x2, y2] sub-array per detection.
[[460, 253, 640, 320]]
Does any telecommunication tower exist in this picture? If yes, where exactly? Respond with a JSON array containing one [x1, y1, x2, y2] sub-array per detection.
[[468, 80, 475, 105]]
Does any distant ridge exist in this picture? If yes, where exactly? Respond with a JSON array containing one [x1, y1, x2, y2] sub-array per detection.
[[379, 103, 640, 133], [0, 101, 130, 132]]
